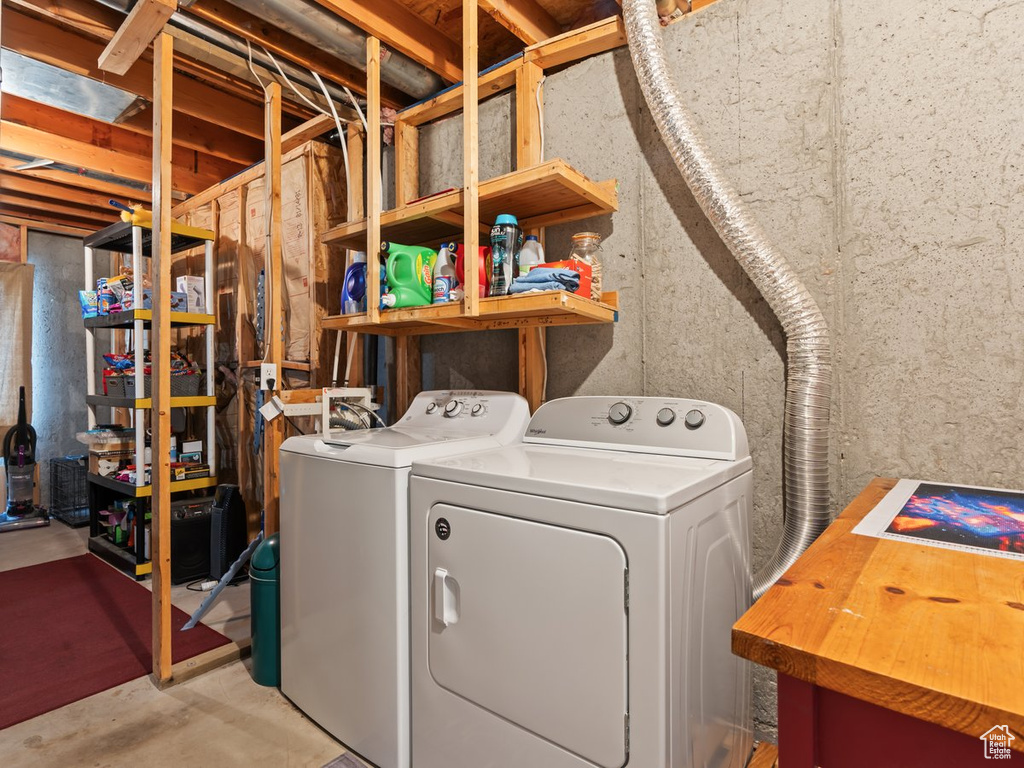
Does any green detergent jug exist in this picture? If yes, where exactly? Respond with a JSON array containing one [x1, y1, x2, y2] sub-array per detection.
[[381, 241, 436, 308]]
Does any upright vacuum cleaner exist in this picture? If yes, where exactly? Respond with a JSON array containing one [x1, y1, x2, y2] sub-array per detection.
[[1, 386, 49, 532]]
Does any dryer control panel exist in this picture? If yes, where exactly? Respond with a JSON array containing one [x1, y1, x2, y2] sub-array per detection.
[[523, 396, 748, 461]]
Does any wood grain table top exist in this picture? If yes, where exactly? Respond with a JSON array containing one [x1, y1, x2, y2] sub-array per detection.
[[733, 477, 1024, 743]]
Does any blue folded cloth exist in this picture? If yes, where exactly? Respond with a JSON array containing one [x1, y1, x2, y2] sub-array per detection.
[[509, 267, 580, 294]]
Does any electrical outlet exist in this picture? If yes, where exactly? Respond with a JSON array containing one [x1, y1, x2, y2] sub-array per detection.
[[260, 363, 278, 391]]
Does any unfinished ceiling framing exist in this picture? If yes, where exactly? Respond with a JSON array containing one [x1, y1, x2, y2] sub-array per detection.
[[0, 0, 641, 233]]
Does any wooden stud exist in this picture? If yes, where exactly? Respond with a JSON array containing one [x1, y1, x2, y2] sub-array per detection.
[[391, 118, 421, 410], [515, 59, 546, 411], [263, 82, 284, 537], [515, 62, 545, 170], [518, 328, 545, 412], [394, 121, 420, 208], [366, 38, 382, 325], [235, 189, 258, 537], [395, 335, 422, 416], [479, 0, 561, 45], [308, 0, 463, 84], [347, 127, 366, 222], [346, 127, 366, 387], [150, 31, 174, 686], [98, 0, 176, 75], [463, 0, 481, 318], [19, 225, 28, 264]]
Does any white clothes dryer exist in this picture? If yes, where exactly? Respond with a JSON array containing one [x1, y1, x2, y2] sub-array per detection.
[[409, 396, 753, 768], [279, 390, 530, 768]]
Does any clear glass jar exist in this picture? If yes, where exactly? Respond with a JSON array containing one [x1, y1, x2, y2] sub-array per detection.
[[568, 232, 603, 300]]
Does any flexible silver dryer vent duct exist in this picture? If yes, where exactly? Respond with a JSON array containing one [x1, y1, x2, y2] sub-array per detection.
[[622, 0, 833, 599]]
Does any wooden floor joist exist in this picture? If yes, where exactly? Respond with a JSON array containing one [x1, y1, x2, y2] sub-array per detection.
[[4, 9, 268, 139]]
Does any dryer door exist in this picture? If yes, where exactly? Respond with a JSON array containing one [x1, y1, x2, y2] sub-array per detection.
[[427, 504, 629, 768]]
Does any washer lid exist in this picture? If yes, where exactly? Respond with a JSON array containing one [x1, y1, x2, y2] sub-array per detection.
[[281, 430, 517, 469], [413, 444, 752, 514]]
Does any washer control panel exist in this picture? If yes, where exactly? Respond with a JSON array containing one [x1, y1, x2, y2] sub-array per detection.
[[524, 396, 748, 460], [399, 390, 527, 433]]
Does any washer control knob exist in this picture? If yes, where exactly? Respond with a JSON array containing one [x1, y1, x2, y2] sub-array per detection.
[[608, 402, 632, 425], [443, 399, 463, 417], [471, 403, 485, 417], [684, 409, 705, 429], [656, 408, 676, 426], [426, 402, 438, 414]]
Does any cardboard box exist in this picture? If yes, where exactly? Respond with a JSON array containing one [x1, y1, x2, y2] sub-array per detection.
[[173, 463, 211, 481], [121, 287, 152, 311], [89, 448, 134, 476], [169, 291, 189, 313], [176, 276, 206, 313]]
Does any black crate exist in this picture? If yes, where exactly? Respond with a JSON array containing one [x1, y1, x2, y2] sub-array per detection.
[[49, 456, 90, 527]]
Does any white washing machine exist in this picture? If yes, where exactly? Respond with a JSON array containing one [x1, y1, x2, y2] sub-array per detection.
[[279, 390, 530, 768], [409, 396, 753, 768]]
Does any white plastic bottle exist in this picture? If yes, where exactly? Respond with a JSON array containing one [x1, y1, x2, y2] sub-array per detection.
[[432, 242, 458, 303], [518, 235, 545, 276]]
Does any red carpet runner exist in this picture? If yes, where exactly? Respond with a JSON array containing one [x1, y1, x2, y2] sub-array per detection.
[[0, 554, 231, 730]]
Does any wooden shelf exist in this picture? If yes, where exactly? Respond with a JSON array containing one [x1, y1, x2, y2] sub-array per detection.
[[87, 473, 217, 497], [84, 310, 215, 329], [321, 159, 618, 251], [322, 290, 619, 336], [86, 395, 216, 409]]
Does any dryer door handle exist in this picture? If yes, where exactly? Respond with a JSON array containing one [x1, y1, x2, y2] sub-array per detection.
[[433, 568, 460, 628]]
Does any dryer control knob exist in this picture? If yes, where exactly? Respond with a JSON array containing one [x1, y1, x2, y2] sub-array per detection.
[[608, 402, 632, 425], [444, 400, 463, 417], [684, 409, 705, 429], [471, 403, 485, 417], [656, 408, 676, 426], [426, 402, 438, 414]]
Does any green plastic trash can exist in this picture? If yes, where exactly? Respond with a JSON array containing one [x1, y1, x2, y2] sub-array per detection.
[[250, 532, 280, 687]]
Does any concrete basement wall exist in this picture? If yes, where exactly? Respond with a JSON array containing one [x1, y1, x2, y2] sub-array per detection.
[[415, 0, 1024, 742]]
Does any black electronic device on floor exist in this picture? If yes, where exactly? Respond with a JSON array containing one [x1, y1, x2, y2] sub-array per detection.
[[210, 484, 247, 580], [170, 498, 213, 584]]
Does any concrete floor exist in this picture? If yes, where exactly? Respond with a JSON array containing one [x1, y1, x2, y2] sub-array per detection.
[[0, 522, 360, 767]]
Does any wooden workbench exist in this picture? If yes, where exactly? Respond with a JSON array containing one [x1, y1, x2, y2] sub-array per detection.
[[734, 478, 1024, 766]]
